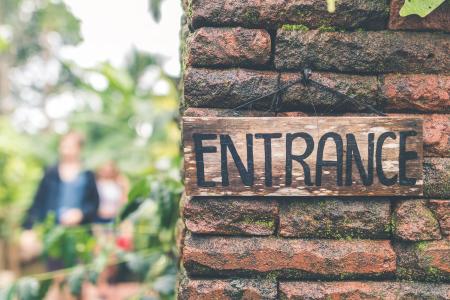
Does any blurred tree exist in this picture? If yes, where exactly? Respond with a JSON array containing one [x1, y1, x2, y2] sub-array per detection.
[[0, 0, 183, 298], [59, 49, 180, 177], [0, 119, 42, 271], [0, 0, 81, 119], [148, 0, 166, 22]]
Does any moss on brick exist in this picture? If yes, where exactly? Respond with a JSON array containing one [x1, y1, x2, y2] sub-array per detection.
[[241, 216, 275, 230], [318, 25, 338, 32], [281, 24, 309, 31], [243, 8, 260, 24]]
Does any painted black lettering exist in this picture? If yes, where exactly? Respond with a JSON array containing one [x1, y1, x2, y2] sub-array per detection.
[[376, 132, 398, 186], [220, 134, 254, 186], [255, 133, 282, 187], [316, 132, 343, 186], [193, 133, 217, 187], [399, 131, 418, 186], [345, 133, 374, 186], [285, 133, 314, 186]]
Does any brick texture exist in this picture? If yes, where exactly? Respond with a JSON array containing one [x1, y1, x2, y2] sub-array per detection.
[[383, 74, 450, 113], [179, 278, 277, 300], [183, 196, 278, 236], [279, 198, 391, 239], [423, 115, 450, 157], [188, 0, 388, 30], [280, 281, 450, 299], [275, 30, 450, 74], [183, 235, 396, 278], [393, 200, 442, 241], [279, 72, 381, 113], [184, 68, 450, 115], [187, 27, 271, 68], [429, 200, 450, 236], [183, 68, 278, 109], [424, 158, 450, 199], [389, 0, 450, 32], [180, 0, 450, 296], [396, 240, 450, 282]]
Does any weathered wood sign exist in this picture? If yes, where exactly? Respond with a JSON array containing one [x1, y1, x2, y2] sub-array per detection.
[[183, 116, 423, 196]]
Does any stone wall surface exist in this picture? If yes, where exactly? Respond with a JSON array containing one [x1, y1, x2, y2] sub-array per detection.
[[179, 0, 450, 298]]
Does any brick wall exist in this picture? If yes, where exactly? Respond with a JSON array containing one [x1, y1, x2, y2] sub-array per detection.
[[178, 0, 450, 298]]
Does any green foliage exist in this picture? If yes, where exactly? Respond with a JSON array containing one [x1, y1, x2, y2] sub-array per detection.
[[149, 0, 164, 22], [0, 119, 42, 206], [1, 1, 183, 299], [39, 220, 96, 267], [67, 267, 86, 296], [0, 283, 16, 300], [1, 0, 81, 64], [318, 25, 337, 32], [400, 0, 446, 18], [122, 173, 183, 297], [326, 0, 336, 13], [16, 278, 40, 300], [36, 279, 52, 300], [0, 119, 42, 240], [58, 50, 180, 177], [282, 24, 309, 31]]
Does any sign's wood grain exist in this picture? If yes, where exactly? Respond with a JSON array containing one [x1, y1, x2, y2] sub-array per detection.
[[183, 116, 423, 196]]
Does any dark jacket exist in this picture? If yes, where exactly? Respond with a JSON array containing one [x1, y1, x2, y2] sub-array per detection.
[[23, 165, 99, 229]]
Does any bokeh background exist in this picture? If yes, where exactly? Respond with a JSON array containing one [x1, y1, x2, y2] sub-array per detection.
[[0, 0, 183, 298]]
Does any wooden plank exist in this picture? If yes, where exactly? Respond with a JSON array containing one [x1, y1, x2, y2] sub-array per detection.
[[183, 116, 423, 196]]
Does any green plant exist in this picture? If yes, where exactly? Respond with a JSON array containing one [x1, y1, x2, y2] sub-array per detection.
[[323, 0, 447, 18], [400, 0, 446, 17], [326, 0, 336, 13]]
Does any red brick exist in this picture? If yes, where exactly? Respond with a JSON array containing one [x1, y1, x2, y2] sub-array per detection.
[[179, 278, 277, 300], [183, 235, 396, 278], [183, 68, 278, 109], [393, 200, 442, 241], [389, 0, 450, 32], [429, 200, 450, 236], [279, 198, 391, 239], [188, 0, 388, 30], [424, 158, 450, 199], [383, 74, 450, 113], [424, 115, 450, 157], [279, 72, 380, 113], [183, 196, 278, 236], [396, 240, 450, 282], [187, 27, 271, 68], [279, 281, 450, 299], [275, 30, 450, 74]]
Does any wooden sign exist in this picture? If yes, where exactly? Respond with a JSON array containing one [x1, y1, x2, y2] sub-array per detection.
[[183, 116, 423, 196]]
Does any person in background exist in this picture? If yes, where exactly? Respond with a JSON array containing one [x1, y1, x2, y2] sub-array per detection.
[[95, 161, 129, 223], [93, 162, 129, 298], [20, 131, 99, 266]]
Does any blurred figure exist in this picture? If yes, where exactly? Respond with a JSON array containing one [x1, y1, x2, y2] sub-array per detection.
[[96, 161, 129, 223], [93, 162, 130, 299], [20, 132, 99, 266]]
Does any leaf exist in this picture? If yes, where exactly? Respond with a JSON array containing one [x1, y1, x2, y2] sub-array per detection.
[[16, 278, 40, 300], [326, 0, 336, 13], [37, 279, 52, 300], [149, 0, 164, 22], [0, 284, 16, 300], [152, 275, 176, 295], [399, 0, 446, 17], [87, 251, 109, 284], [67, 267, 86, 296]]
